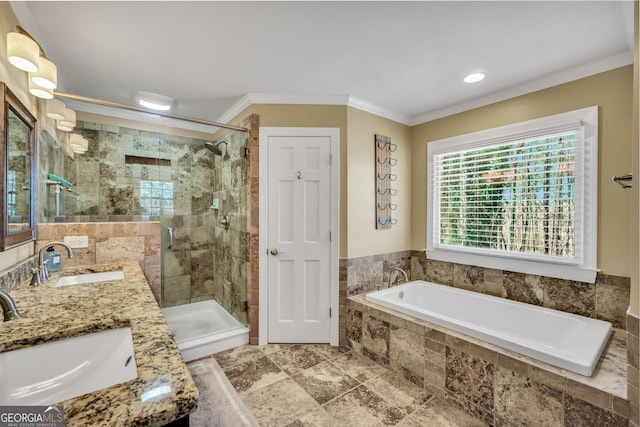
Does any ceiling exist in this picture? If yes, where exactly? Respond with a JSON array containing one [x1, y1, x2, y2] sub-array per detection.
[[11, 1, 634, 126]]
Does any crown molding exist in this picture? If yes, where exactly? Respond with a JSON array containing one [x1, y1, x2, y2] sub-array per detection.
[[216, 93, 411, 125], [409, 50, 633, 126]]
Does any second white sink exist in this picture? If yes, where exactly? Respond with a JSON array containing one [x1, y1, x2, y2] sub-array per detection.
[[0, 327, 138, 405], [54, 270, 124, 287]]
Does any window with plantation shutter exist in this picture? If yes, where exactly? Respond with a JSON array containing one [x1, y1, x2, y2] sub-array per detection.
[[427, 107, 598, 283]]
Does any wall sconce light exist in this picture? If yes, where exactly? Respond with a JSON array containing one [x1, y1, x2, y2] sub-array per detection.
[[46, 99, 66, 120], [69, 133, 88, 154], [6, 26, 58, 99], [30, 56, 57, 89], [57, 108, 76, 132], [6, 31, 39, 72]]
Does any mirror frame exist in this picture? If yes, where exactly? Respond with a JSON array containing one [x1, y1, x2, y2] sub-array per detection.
[[0, 82, 37, 250]]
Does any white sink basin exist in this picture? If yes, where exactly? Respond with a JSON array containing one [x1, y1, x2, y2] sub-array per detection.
[[54, 270, 124, 287], [0, 328, 138, 405]]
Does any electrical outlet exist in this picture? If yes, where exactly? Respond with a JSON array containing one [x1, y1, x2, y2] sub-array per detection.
[[64, 235, 89, 248]]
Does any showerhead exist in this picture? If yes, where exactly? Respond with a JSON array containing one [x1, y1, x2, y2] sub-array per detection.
[[204, 141, 227, 156]]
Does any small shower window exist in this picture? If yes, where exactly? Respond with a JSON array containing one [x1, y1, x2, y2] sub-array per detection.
[[427, 106, 598, 283], [140, 180, 174, 216], [7, 170, 16, 216]]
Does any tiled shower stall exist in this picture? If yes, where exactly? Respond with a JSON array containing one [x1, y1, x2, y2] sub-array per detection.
[[37, 119, 250, 326]]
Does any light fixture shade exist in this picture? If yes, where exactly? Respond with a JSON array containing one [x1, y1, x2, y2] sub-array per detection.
[[464, 73, 485, 83], [57, 121, 74, 132], [69, 134, 88, 150], [28, 79, 53, 99], [59, 108, 76, 128], [46, 99, 66, 120], [135, 91, 175, 111], [57, 110, 76, 131], [7, 32, 40, 72], [30, 57, 57, 89]]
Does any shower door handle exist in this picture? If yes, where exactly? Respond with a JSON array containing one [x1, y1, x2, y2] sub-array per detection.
[[167, 227, 173, 250]]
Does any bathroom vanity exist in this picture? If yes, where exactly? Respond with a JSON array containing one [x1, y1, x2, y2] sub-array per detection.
[[0, 261, 198, 426]]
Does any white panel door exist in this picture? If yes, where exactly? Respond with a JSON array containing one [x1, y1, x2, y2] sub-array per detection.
[[267, 135, 332, 343]]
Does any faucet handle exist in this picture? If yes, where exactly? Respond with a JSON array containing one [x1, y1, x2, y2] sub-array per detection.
[[30, 267, 42, 286], [42, 259, 50, 280]]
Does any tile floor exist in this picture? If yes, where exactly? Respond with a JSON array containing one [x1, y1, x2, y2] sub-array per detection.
[[187, 343, 485, 426]]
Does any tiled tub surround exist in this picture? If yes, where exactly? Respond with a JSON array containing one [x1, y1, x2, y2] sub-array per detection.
[[0, 261, 198, 426], [339, 252, 631, 333], [37, 222, 161, 302], [346, 295, 629, 426], [366, 280, 612, 377]]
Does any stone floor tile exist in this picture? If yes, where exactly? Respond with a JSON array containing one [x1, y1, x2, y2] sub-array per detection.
[[331, 351, 388, 383], [286, 407, 339, 427], [408, 397, 486, 427], [222, 354, 288, 395], [323, 384, 405, 426], [291, 361, 360, 405], [242, 378, 320, 426], [306, 344, 351, 361], [214, 344, 264, 368], [187, 356, 259, 426], [364, 370, 431, 414], [268, 344, 327, 375]]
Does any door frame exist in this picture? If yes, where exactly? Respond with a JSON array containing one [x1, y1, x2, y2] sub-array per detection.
[[258, 127, 340, 345]]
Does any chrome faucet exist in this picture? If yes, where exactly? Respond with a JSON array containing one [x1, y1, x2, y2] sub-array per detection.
[[0, 291, 20, 321], [32, 241, 75, 285], [387, 267, 408, 288]]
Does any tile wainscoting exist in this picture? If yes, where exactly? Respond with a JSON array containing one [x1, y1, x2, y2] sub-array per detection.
[[339, 250, 633, 426], [339, 251, 630, 339], [629, 312, 640, 426], [36, 222, 161, 301], [0, 255, 37, 293]]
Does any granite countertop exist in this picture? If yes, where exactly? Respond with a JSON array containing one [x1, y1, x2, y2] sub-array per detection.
[[0, 261, 198, 427]]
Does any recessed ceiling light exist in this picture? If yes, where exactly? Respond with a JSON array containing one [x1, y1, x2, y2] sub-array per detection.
[[464, 73, 485, 83], [135, 91, 175, 111]]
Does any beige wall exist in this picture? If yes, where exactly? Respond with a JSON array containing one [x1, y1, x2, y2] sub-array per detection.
[[232, 104, 414, 259], [631, 3, 639, 316], [412, 66, 634, 280], [0, 2, 36, 271], [232, 104, 349, 257], [346, 107, 411, 257]]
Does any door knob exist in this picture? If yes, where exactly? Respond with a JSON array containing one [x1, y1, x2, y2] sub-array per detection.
[[270, 249, 284, 255]]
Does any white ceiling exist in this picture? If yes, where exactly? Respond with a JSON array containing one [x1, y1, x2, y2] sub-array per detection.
[[11, 1, 635, 126]]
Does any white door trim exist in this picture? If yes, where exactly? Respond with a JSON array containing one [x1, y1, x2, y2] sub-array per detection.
[[259, 127, 340, 345]]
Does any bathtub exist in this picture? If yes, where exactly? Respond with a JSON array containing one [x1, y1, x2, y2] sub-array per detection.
[[365, 280, 612, 376]]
